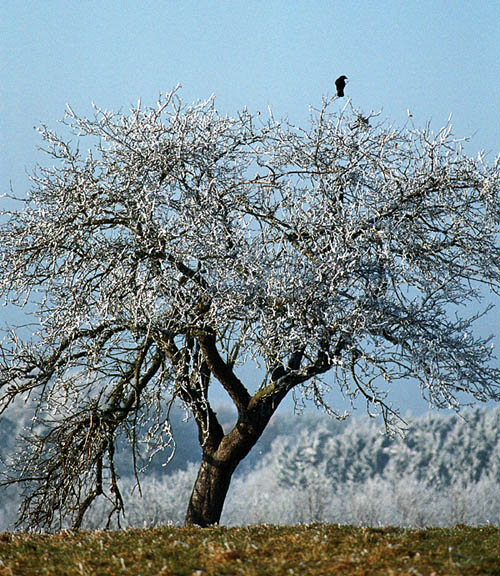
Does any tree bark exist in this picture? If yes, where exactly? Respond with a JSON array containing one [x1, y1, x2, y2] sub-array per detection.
[[184, 454, 237, 527], [183, 369, 308, 526], [184, 410, 271, 527]]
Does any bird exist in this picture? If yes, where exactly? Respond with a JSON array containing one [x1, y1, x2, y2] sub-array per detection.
[[335, 75, 348, 97]]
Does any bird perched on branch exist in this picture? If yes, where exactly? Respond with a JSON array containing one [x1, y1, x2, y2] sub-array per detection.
[[335, 75, 348, 97]]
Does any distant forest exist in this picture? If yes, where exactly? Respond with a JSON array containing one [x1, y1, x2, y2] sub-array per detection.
[[1, 404, 498, 529]]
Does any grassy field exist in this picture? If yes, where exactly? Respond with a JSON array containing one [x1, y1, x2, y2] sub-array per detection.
[[0, 524, 498, 575]]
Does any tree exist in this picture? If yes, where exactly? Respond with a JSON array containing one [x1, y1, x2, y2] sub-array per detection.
[[1, 87, 499, 530]]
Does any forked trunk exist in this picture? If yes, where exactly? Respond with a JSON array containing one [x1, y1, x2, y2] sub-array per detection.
[[184, 393, 283, 526], [185, 455, 237, 527]]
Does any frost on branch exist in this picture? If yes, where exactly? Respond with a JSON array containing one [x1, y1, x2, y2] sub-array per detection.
[[0, 87, 499, 529]]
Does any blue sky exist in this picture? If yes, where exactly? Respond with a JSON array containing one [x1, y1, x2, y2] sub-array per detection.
[[1, 1, 499, 416]]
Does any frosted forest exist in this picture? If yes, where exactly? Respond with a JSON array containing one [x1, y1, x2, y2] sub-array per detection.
[[1, 403, 498, 530]]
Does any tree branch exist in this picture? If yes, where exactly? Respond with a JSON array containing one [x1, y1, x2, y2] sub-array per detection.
[[197, 330, 251, 415]]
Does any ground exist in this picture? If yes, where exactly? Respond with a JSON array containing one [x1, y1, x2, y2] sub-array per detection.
[[0, 524, 499, 575]]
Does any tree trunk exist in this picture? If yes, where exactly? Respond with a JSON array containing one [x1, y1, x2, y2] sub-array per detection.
[[185, 454, 237, 527], [184, 413, 271, 526], [184, 385, 287, 526]]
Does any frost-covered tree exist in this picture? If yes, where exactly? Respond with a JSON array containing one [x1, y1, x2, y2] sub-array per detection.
[[1, 87, 500, 529]]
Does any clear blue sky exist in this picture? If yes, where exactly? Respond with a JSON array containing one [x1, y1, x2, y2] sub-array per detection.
[[1, 1, 499, 416]]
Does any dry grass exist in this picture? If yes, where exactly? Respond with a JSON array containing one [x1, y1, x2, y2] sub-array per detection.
[[0, 524, 498, 575]]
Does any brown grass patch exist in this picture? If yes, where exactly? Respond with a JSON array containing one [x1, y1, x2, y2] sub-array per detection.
[[0, 524, 498, 575]]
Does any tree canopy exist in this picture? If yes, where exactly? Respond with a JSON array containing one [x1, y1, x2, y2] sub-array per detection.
[[1, 88, 499, 529]]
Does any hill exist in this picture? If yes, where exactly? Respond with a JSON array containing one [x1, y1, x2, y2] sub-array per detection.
[[0, 525, 499, 575]]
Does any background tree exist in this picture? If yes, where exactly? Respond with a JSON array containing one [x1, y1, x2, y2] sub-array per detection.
[[1, 88, 499, 529]]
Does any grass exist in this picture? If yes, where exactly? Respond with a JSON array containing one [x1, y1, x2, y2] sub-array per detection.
[[0, 524, 498, 575]]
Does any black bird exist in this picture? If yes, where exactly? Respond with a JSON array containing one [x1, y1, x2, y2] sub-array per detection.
[[335, 75, 348, 97]]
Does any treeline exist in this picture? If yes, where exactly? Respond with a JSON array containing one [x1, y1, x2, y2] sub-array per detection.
[[1, 404, 498, 529]]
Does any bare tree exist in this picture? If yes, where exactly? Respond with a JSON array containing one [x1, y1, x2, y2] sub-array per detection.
[[1, 87, 499, 529]]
